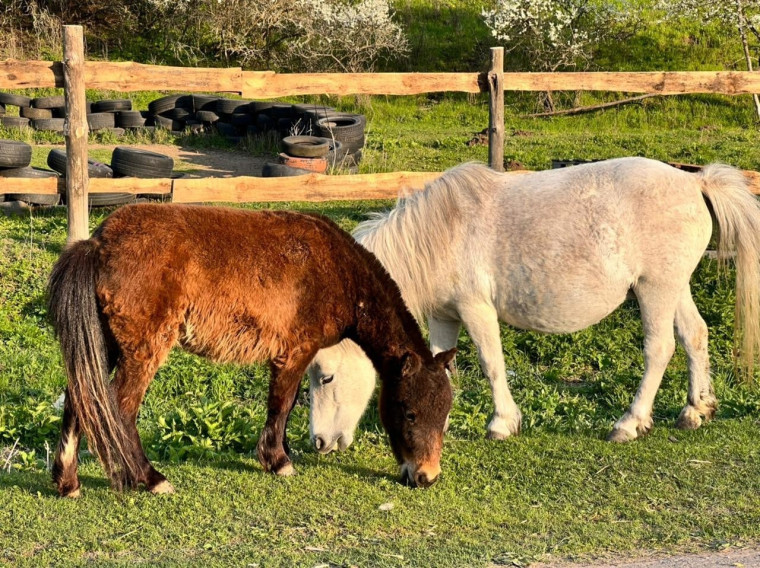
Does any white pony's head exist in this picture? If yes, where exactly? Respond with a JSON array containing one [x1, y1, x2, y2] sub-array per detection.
[[308, 340, 376, 453]]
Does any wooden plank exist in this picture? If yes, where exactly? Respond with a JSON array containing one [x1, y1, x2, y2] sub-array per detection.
[[488, 47, 505, 172], [0, 178, 171, 195], [503, 71, 760, 94], [242, 71, 483, 98], [171, 172, 445, 203], [89, 178, 172, 194], [83, 62, 242, 92], [0, 60, 62, 88], [4, 178, 60, 194], [63, 25, 89, 243]]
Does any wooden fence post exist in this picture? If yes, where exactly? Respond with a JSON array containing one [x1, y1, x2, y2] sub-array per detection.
[[63, 25, 89, 243], [488, 47, 505, 172]]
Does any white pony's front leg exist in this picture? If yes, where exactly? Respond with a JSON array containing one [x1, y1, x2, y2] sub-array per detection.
[[609, 287, 677, 442], [458, 304, 522, 439], [428, 316, 461, 362]]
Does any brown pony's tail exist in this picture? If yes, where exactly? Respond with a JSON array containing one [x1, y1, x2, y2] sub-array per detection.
[[699, 164, 760, 382], [48, 239, 138, 489]]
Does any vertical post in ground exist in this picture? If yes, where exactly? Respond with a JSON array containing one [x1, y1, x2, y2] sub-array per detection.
[[63, 25, 89, 243], [488, 46, 505, 172]]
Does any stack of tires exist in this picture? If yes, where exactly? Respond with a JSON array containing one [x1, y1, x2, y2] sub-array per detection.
[[0, 140, 61, 206], [46, 148, 133, 207], [0, 93, 66, 132], [314, 113, 364, 169], [263, 135, 352, 177], [87, 99, 141, 135]]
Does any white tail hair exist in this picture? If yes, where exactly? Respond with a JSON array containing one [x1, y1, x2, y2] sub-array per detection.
[[699, 164, 760, 380]]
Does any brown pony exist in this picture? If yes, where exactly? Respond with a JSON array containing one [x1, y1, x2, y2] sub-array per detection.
[[48, 204, 455, 497]]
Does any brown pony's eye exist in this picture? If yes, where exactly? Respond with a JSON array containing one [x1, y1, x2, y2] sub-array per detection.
[[404, 410, 416, 423], [320, 375, 334, 385]]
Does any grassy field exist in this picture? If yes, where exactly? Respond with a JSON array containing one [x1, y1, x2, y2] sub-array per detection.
[[2, 205, 760, 567], [2, 1, 760, 566]]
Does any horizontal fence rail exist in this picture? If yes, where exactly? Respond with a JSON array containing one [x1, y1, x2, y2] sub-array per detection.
[[10, 169, 760, 201], [3, 59, 760, 96]]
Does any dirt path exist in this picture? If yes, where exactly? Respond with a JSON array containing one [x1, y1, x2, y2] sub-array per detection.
[[62, 143, 269, 178], [526, 547, 760, 567]]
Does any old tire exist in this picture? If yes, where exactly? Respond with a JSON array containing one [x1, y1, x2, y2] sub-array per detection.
[[195, 110, 219, 124], [87, 112, 116, 131], [21, 106, 53, 119], [261, 162, 311, 177], [0, 140, 32, 168], [0, 93, 31, 107], [32, 118, 66, 132], [47, 149, 114, 178], [192, 94, 219, 112], [111, 147, 174, 178], [281, 135, 330, 158], [92, 99, 132, 112], [277, 153, 327, 173], [116, 111, 146, 128], [1, 117, 30, 129], [148, 94, 186, 115], [32, 95, 65, 109], [316, 115, 365, 139]]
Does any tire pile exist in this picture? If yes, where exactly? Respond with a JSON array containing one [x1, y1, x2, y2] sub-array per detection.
[[0, 94, 141, 135], [0, 139, 174, 207]]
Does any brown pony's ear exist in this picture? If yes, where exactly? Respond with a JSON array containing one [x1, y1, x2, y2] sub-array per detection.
[[401, 351, 422, 377], [434, 348, 457, 373]]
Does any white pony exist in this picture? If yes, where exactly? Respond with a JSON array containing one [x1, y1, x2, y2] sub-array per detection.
[[308, 157, 760, 453]]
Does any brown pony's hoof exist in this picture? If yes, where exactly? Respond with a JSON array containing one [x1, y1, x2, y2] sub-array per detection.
[[63, 487, 81, 499], [149, 480, 175, 495], [275, 463, 296, 477]]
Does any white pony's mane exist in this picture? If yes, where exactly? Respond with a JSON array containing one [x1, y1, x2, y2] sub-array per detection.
[[353, 162, 502, 321]]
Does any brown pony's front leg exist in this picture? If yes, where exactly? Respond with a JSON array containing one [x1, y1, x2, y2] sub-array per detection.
[[52, 389, 82, 498], [257, 348, 315, 476]]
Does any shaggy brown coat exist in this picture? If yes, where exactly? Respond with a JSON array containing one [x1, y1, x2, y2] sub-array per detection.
[[49, 204, 454, 496]]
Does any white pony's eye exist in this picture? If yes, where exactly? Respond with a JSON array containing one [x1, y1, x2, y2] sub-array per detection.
[[320, 375, 334, 385]]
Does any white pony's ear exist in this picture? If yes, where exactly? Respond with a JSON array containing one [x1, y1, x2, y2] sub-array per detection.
[[401, 352, 422, 377], [434, 348, 457, 373]]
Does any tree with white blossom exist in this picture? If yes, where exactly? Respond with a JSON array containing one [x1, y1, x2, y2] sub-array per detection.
[[657, 0, 760, 119], [482, 0, 633, 72]]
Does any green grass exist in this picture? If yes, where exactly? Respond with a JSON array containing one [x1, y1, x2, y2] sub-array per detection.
[[1, 206, 760, 567]]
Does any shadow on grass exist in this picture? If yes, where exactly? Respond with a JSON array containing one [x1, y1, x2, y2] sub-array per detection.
[[0, 469, 110, 497]]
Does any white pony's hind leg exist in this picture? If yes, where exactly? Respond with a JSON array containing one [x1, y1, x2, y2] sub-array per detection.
[[458, 304, 522, 439], [674, 287, 717, 430], [609, 285, 678, 442]]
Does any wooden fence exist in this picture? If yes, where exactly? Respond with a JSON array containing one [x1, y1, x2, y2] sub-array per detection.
[[2, 25, 760, 240]]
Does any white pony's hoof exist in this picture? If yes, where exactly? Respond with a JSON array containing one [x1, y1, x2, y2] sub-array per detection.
[[275, 463, 296, 477], [607, 427, 637, 443], [150, 480, 175, 495], [487, 412, 522, 440], [676, 405, 703, 430]]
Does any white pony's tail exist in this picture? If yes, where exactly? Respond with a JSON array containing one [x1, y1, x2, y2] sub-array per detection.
[[699, 164, 760, 380]]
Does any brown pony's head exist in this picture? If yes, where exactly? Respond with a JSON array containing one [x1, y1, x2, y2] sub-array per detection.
[[379, 348, 455, 488]]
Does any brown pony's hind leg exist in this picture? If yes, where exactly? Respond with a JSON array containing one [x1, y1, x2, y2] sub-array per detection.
[[52, 388, 82, 498], [112, 345, 176, 494], [257, 347, 316, 476]]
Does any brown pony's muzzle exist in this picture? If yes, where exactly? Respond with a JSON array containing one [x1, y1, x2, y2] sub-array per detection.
[[401, 460, 441, 488]]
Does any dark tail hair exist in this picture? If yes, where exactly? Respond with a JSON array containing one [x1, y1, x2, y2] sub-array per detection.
[[48, 239, 138, 489]]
